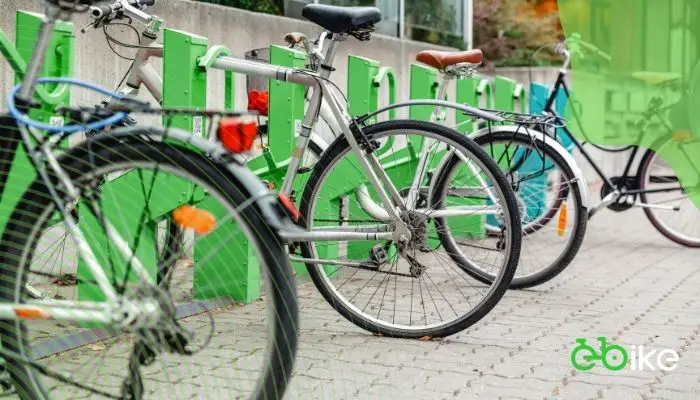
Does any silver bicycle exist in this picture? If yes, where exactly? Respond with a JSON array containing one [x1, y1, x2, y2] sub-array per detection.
[[86, 1, 523, 338], [0, 0, 298, 398]]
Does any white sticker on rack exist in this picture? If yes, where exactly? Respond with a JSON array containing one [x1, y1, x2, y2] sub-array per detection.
[[193, 116, 203, 137], [49, 116, 64, 127]]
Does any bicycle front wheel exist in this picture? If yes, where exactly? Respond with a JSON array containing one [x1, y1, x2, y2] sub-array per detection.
[[638, 141, 700, 247], [299, 120, 521, 338], [434, 130, 588, 288], [0, 136, 297, 399]]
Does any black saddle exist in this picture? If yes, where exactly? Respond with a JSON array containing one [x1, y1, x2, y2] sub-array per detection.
[[302, 4, 381, 35]]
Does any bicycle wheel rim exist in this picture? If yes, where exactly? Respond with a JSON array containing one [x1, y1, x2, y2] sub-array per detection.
[[300, 122, 520, 337]]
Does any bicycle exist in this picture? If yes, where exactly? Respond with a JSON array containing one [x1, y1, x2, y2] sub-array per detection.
[[530, 34, 700, 247], [0, 0, 298, 398], [388, 49, 589, 289], [84, 1, 524, 338], [274, 32, 589, 289]]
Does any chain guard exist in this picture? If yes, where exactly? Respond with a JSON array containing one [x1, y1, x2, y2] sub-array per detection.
[[600, 176, 638, 212]]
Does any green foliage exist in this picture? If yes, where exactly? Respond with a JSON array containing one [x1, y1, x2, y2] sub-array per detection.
[[195, 0, 283, 15], [474, 0, 562, 67]]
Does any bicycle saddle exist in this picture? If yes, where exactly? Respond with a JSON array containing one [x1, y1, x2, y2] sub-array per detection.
[[632, 71, 682, 86], [416, 50, 483, 71], [302, 4, 381, 34]]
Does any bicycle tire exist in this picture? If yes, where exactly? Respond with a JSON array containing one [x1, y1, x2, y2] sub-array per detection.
[[0, 136, 298, 399], [299, 120, 521, 338], [433, 131, 587, 289], [638, 139, 700, 247]]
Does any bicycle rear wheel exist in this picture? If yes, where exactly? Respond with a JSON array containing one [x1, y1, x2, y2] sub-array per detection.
[[299, 120, 521, 338], [0, 136, 297, 399]]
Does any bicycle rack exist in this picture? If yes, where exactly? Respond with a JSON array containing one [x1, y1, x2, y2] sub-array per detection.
[[456, 76, 492, 133]]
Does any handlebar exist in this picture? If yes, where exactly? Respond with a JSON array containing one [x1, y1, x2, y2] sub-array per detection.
[[89, 0, 155, 23], [561, 33, 612, 62]]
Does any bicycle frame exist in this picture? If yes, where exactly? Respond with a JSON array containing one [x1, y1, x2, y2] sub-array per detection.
[[106, 16, 508, 245]]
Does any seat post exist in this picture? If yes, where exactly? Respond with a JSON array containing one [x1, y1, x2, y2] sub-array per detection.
[[432, 74, 454, 123], [319, 33, 345, 80]]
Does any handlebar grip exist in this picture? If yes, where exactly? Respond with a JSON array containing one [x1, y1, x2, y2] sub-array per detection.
[[90, 3, 114, 18], [140, 0, 155, 6]]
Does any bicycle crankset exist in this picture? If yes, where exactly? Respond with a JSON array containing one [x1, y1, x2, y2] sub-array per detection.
[[600, 176, 639, 212]]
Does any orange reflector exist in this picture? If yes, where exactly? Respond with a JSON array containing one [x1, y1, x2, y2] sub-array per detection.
[[15, 308, 51, 320], [557, 201, 568, 237], [672, 130, 692, 142], [218, 119, 258, 154], [278, 193, 300, 222], [172, 206, 216, 235]]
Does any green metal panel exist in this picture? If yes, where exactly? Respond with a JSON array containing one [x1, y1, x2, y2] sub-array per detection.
[[268, 45, 306, 157], [14, 11, 73, 124], [452, 77, 489, 239], [246, 46, 306, 186], [348, 55, 380, 118], [455, 78, 479, 133], [494, 76, 527, 114], [0, 11, 74, 239], [160, 29, 261, 302], [409, 64, 438, 121], [77, 174, 159, 305], [192, 193, 261, 301], [162, 29, 208, 135]]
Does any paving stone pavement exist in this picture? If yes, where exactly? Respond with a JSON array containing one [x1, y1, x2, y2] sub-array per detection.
[[284, 208, 700, 400]]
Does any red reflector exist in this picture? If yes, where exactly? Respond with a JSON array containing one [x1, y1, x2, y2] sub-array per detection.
[[278, 193, 300, 222], [15, 308, 51, 320], [218, 119, 258, 154], [247, 90, 269, 116]]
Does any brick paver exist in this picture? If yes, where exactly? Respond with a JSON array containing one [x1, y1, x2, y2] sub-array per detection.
[[285, 208, 700, 399], [20, 205, 700, 399]]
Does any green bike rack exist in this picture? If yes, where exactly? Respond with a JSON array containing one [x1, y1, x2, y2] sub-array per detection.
[[345, 55, 400, 257], [455, 77, 492, 133], [494, 76, 527, 114], [449, 76, 496, 240], [409, 63, 438, 121], [347, 55, 396, 122], [0, 11, 74, 236], [247, 45, 306, 189], [76, 28, 210, 303], [491, 76, 549, 224]]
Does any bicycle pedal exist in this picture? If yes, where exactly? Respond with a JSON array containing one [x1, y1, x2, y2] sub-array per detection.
[[163, 331, 191, 355], [369, 245, 388, 265]]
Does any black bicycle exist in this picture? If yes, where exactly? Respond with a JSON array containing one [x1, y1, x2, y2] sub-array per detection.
[[530, 35, 700, 247]]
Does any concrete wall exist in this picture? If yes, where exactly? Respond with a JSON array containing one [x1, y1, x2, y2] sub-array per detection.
[[1, 0, 622, 184], [1, 0, 452, 115]]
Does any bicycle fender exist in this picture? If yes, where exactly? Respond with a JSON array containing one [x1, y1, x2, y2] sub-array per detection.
[[471, 125, 590, 209]]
